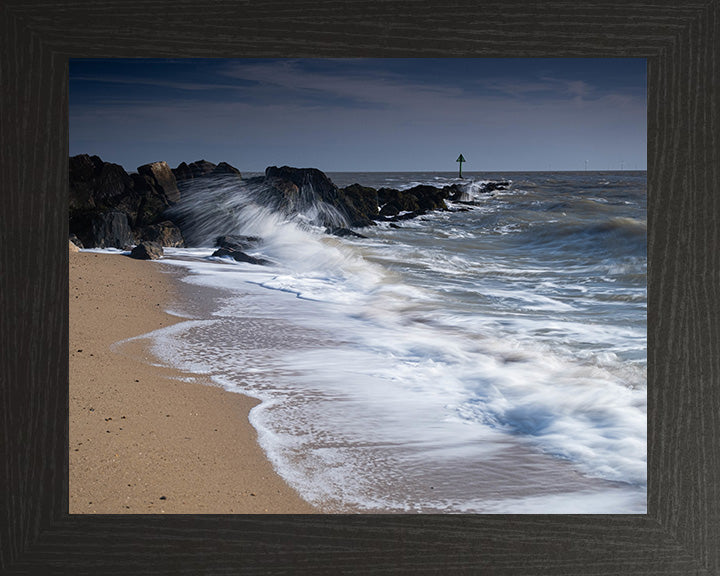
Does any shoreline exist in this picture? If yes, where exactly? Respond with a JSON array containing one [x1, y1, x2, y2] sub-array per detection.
[[69, 250, 317, 513]]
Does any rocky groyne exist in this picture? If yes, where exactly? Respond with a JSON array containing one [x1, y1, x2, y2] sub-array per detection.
[[69, 154, 509, 260]]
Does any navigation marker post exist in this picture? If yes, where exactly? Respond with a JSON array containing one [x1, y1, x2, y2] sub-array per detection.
[[456, 154, 466, 178]]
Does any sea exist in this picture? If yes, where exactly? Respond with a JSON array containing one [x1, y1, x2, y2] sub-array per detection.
[[118, 170, 647, 513]]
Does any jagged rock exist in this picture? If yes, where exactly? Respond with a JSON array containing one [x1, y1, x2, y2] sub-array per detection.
[[69, 154, 180, 245], [263, 166, 338, 217], [263, 167, 380, 227], [211, 162, 242, 177], [481, 181, 510, 193], [265, 166, 337, 197], [138, 221, 185, 247], [131, 173, 171, 228], [172, 162, 194, 182], [325, 227, 368, 238], [130, 241, 163, 260], [172, 159, 216, 181], [215, 235, 262, 251], [137, 161, 180, 204], [338, 184, 379, 226], [173, 160, 241, 182], [69, 239, 80, 253], [189, 160, 217, 178], [69, 234, 84, 249], [211, 247, 268, 265], [69, 154, 140, 220], [377, 185, 450, 218], [377, 188, 418, 217], [86, 211, 134, 249]]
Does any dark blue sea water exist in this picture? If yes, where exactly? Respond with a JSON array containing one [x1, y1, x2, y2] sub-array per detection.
[[134, 170, 647, 513]]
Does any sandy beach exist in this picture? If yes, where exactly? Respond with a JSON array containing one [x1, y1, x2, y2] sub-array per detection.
[[69, 249, 317, 514]]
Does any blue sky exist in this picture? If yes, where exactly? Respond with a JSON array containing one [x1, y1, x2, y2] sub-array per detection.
[[69, 58, 646, 173]]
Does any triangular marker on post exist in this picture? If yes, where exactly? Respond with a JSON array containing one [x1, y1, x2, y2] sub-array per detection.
[[456, 154, 466, 178]]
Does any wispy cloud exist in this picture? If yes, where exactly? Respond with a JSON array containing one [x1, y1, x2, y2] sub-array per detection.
[[70, 74, 244, 92], [217, 60, 467, 110]]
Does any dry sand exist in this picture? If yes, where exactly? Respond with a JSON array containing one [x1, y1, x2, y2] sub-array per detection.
[[69, 250, 317, 513]]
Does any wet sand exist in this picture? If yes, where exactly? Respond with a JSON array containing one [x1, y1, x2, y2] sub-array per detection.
[[69, 249, 317, 513]]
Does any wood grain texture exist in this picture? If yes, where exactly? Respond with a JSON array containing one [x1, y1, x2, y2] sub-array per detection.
[[1, 0, 718, 574]]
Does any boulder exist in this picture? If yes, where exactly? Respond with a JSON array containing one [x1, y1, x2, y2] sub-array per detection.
[[211, 247, 268, 265], [377, 185, 450, 218], [172, 162, 194, 182], [215, 235, 262, 251], [377, 187, 418, 217], [69, 154, 141, 221], [130, 241, 163, 260], [262, 166, 339, 217], [211, 162, 242, 177], [337, 184, 379, 226], [173, 159, 241, 182], [88, 211, 134, 249], [131, 172, 172, 228], [481, 181, 510, 193], [265, 166, 337, 198], [263, 167, 381, 227], [69, 154, 179, 245], [325, 227, 368, 238], [403, 185, 450, 211], [137, 161, 180, 204], [69, 154, 103, 213], [189, 160, 217, 179], [138, 220, 185, 247], [69, 234, 84, 249]]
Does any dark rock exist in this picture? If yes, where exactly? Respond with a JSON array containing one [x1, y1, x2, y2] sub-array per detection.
[[69, 154, 182, 246], [445, 184, 465, 202], [338, 184, 379, 226], [263, 167, 380, 227], [173, 160, 241, 182], [215, 235, 262, 251], [377, 187, 417, 217], [403, 185, 450, 211], [265, 166, 337, 197], [172, 162, 194, 182], [173, 159, 217, 181], [69, 154, 141, 222], [384, 209, 428, 222], [131, 173, 171, 228], [69, 154, 102, 213], [138, 221, 185, 247], [376, 185, 450, 219], [85, 211, 134, 249], [263, 166, 339, 220], [325, 227, 368, 238], [211, 247, 268, 265], [481, 181, 510, 193], [69, 234, 84, 249], [130, 241, 163, 260], [189, 160, 217, 179], [211, 162, 242, 177], [137, 161, 180, 204]]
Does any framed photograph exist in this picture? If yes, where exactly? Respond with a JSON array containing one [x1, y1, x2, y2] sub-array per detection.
[[2, 1, 718, 574]]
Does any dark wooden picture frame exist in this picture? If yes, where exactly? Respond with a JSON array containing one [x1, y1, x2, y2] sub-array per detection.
[[1, 1, 718, 574]]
